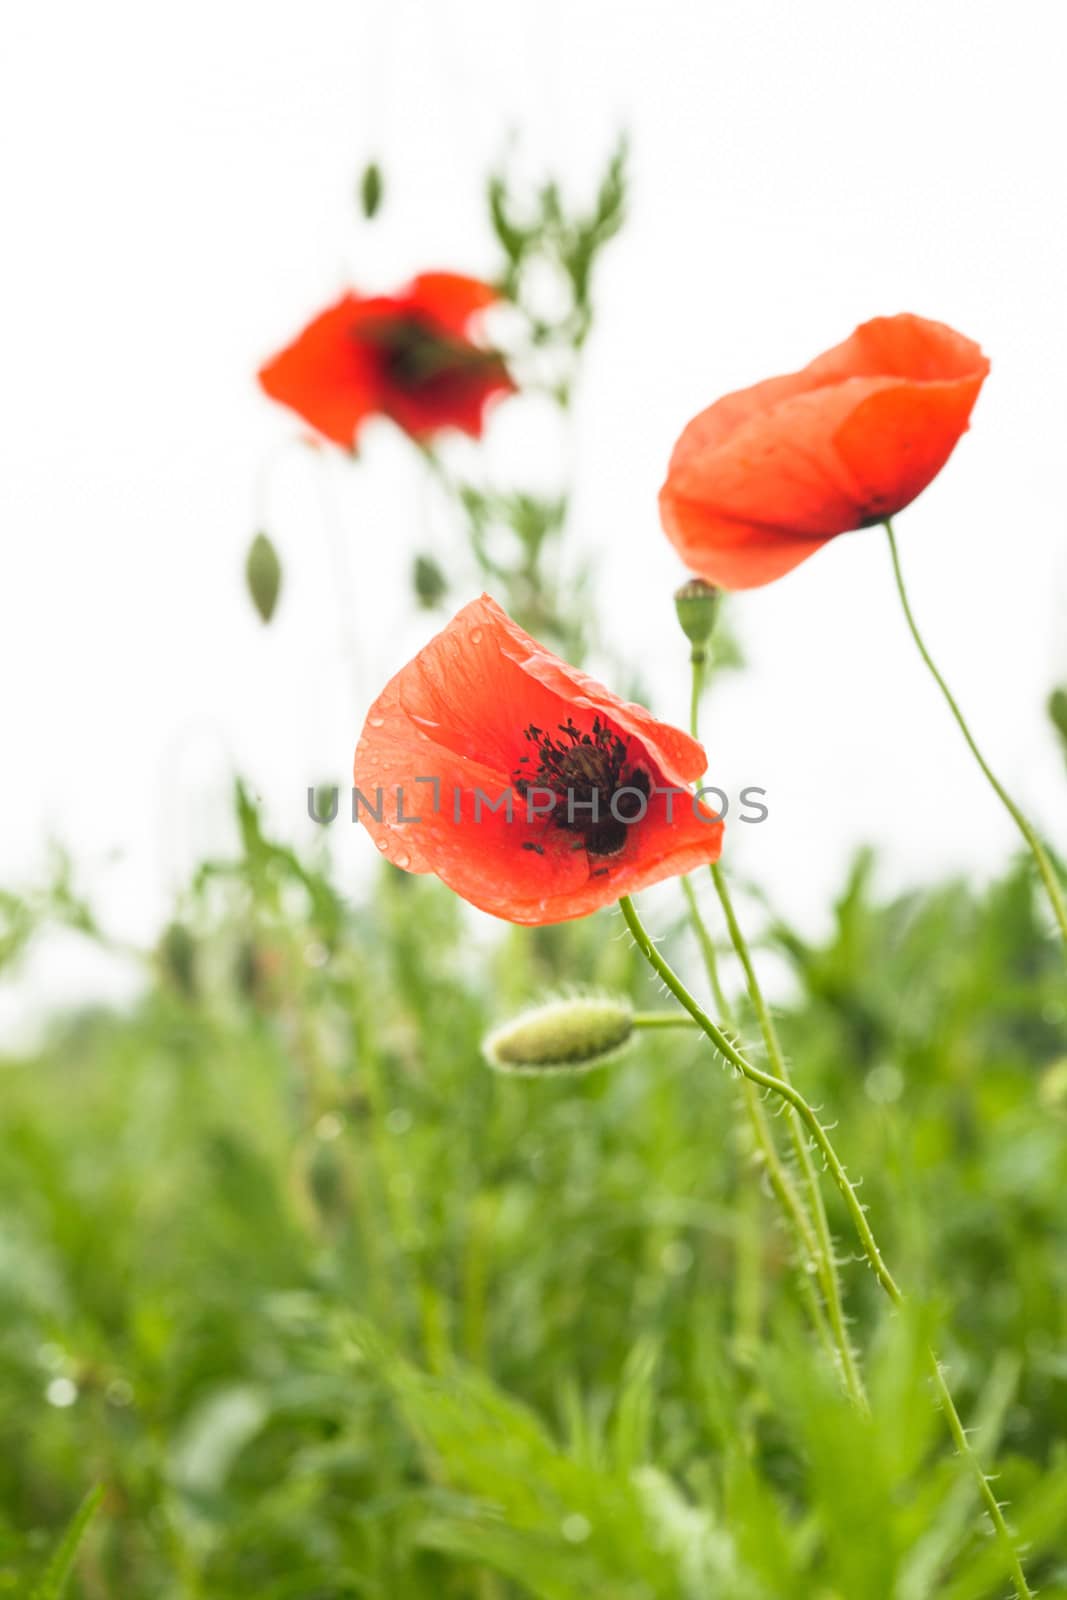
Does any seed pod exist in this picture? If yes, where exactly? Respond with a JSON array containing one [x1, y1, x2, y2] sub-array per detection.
[[674, 578, 721, 650], [483, 995, 634, 1075]]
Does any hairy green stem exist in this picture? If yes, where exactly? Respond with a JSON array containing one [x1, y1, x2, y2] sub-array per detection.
[[619, 891, 1032, 1600], [686, 662, 825, 1350], [709, 861, 867, 1409], [631, 1012, 700, 1030], [680, 875, 730, 1019], [690, 647, 866, 1405], [681, 876, 839, 1369], [885, 517, 1067, 956]]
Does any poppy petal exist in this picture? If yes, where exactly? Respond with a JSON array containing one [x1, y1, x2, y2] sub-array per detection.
[[259, 275, 514, 447], [659, 313, 989, 589], [258, 295, 380, 448], [832, 374, 988, 520], [353, 596, 724, 924], [401, 272, 503, 332]]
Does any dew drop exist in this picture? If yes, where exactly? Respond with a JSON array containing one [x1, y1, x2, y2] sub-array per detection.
[[368, 714, 385, 728], [470, 628, 483, 644], [45, 1377, 78, 1408], [376, 838, 389, 853], [394, 851, 411, 868]]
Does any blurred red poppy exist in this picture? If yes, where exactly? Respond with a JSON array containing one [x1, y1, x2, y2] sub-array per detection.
[[659, 314, 990, 589], [258, 273, 515, 448], [353, 595, 724, 924]]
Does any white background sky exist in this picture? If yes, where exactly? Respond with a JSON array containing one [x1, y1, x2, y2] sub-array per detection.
[[3, 0, 1066, 1024]]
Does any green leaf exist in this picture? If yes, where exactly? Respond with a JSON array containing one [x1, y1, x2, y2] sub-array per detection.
[[30, 1485, 104, 1600], [487, 172, 528, 265], [246, 530, 282, 622]]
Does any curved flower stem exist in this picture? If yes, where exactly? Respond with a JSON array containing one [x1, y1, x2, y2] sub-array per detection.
[[689, 647, 865, 1406], [681, 878, 839, 1370], [885, 517, 1067, 956], [680, 875, 731, 1019], [621, 893, 896, 1286], [619, 891, 1033, 1600], [709, 862, 867, 1410]]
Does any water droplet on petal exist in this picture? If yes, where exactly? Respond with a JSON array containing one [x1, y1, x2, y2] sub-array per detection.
[[394, 851, 411, 868], [369, 715, 385, 728], [470, 628, 483, 644], [376, 838, 389, 853]]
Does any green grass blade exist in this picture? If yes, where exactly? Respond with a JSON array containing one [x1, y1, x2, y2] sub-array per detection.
[[29, 1485, 104, 1600]]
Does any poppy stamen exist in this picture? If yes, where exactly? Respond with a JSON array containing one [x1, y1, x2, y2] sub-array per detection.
[[515, 716, 650, 858], [353, 594, 723, 924]]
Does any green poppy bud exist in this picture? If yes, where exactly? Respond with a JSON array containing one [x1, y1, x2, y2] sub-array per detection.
[[673, 579, 721, 651], [413, 553, 448, 609], [359, 162, 384, 219], [158, 921, 197, 999], [483, 995, 634, 1075], [246, 531, 282, 623]]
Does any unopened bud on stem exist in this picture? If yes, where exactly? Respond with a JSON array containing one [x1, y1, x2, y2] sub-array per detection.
[[483, 995, 635, 1075], [246, 531, 282, 623]]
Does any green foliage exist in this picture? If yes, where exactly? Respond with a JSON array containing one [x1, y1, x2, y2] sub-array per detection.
[[453, 485, 588, 660], [1, 787, 1065, 1596], [489, 135, 628, 369], [28, 1487, 104, 1600], [397, 145, 629, 665], [0, 848, 102, 978]]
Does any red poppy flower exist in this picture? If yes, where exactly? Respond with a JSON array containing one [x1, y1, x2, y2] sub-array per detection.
[[258, 273, 515, 448], [659, 314, 990, 589], [353, 595, 725, 924]]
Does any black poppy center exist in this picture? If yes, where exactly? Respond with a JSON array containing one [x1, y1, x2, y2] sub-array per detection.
[[514, 716, 650, 858], [358, 314, 491, 393]]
